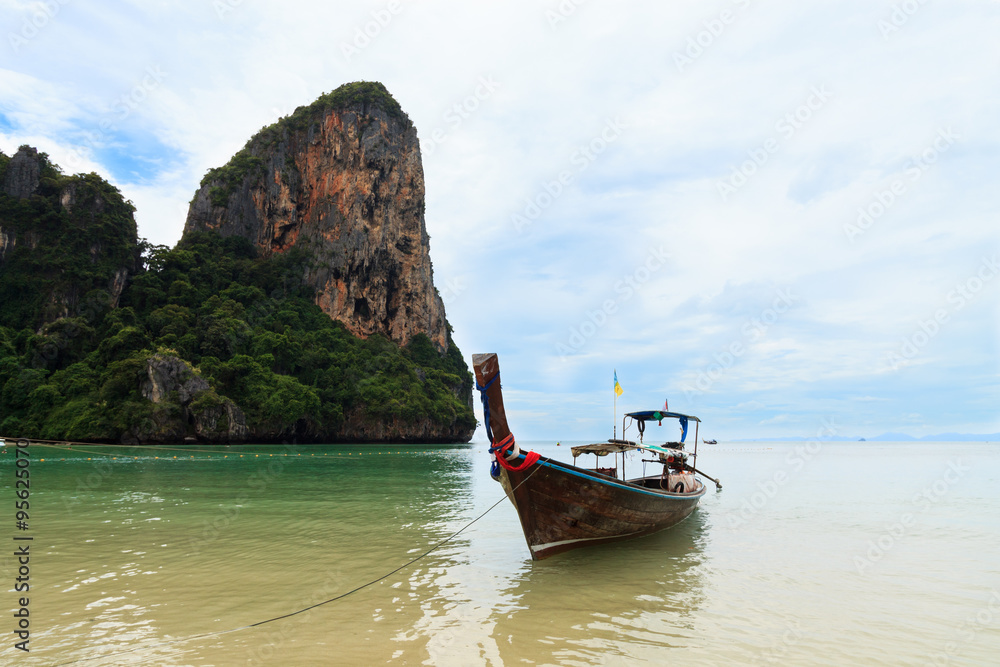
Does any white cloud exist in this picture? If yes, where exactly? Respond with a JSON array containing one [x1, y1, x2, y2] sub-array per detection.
[[758, 414, 791, 426]]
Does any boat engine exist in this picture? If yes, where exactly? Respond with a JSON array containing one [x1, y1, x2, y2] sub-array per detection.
[[658, 448, 695, 493]]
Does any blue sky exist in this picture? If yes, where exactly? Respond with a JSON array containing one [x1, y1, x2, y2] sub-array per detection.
[[2, 0, 997, 441]]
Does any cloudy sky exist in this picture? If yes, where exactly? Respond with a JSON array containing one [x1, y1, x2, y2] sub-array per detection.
[[2, 0, 997, 441]]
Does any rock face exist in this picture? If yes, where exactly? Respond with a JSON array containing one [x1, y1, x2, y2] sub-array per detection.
[[134, 354, 249, 444], [342, 409, 476, 443], [140, 353, 211, 403], [0, 146, 140, 329], [3, 145, 41, 199], [183, 82, 450, 351]]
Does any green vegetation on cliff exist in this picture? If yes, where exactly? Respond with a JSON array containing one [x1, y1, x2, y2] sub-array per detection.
[[0, 147, 475, 444]]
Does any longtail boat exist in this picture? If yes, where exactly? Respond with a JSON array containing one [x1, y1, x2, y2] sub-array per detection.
[[473, 353, 721, 560]]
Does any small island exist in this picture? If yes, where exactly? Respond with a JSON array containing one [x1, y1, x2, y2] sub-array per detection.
[[0, 82, 476, 445]]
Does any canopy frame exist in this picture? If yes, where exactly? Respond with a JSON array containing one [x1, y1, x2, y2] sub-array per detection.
[[622, 410, 701, 471]]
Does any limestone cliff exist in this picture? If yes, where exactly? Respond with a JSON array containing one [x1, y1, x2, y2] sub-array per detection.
[[0, 146, 140, 329], [2, 145, 41, 199], [183, 82, 450, 351], [0, 102, 475, 446]]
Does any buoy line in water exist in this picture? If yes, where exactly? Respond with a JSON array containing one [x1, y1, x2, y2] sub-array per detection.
[[51, 465, 540, 666], [1, 440, 429, 460]]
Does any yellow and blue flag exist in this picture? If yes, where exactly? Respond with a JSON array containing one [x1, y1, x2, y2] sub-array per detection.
[[614, 370, 623, 397]]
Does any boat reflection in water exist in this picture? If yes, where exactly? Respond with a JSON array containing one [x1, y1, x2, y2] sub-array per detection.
[[490, 510, 711, 665]]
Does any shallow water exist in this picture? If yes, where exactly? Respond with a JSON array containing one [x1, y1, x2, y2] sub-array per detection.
[[1, 440, 998, 665]]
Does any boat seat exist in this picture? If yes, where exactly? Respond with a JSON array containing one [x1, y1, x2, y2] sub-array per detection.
[[595, 467, 617, 478]]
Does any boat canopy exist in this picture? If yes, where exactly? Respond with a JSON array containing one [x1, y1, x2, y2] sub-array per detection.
[[624, 410, 699, 443], [571, 441, 689, 460], [571, 442, 634, 457], [624, 410, 700, 423]]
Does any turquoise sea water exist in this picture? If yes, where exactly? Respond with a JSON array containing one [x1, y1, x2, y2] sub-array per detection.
[[0, 440, 998, 665]]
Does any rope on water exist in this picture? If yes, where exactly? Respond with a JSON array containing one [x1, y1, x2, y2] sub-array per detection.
[[52, 464, 540, 666]]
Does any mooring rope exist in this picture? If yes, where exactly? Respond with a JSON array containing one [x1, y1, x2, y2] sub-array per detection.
[[51, 464, 540, 666]]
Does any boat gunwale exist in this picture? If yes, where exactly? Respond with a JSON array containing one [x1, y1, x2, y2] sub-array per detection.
[[517, 453, 708, 501]]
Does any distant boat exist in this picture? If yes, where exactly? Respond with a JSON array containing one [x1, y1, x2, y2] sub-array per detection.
[[473, 353, 721, 560], [703, 438, 717, 445]]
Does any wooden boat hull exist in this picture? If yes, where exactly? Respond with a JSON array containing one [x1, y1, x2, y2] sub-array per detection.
[[497, 453, 706, 560]]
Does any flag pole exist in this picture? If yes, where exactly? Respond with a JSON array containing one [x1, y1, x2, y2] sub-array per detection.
[[613, 371, 617, 440]]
